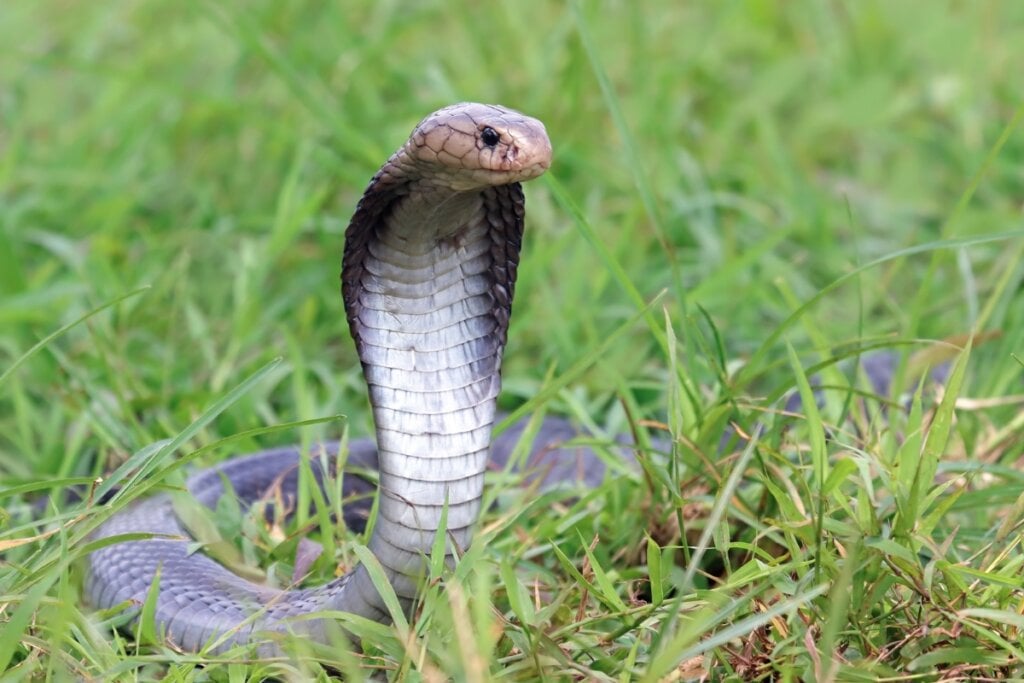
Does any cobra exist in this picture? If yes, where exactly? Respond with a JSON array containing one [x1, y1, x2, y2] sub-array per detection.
[[87, 103, 554, 652]]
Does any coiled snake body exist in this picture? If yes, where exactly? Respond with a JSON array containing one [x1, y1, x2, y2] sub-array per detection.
[[87, 103, 554, 652]]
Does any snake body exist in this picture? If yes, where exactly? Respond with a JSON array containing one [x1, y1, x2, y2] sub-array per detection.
[[87, 103, 553, 652]]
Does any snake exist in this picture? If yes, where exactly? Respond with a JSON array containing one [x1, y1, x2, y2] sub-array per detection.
[[86, 103, 560, 653], [83, 102, 948, 655]]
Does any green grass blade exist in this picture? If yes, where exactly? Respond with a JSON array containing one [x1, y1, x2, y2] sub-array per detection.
[[350, 545, 409, 637], [736, 231, 1024, 386], [97, 357, 283, 502], [0, 286, 150, 388]]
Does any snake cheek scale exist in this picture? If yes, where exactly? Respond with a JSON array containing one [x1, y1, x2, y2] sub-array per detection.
[[86, 103, 556, 654]]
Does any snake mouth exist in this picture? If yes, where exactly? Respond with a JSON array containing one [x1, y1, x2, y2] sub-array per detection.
[[524, 153, 552, 175]]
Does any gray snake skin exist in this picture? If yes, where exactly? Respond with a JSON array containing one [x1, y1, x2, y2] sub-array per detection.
[[87, 103, 556, 653]]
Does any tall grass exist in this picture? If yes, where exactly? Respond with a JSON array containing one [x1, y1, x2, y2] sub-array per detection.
[[2, 0, 1023, 679]]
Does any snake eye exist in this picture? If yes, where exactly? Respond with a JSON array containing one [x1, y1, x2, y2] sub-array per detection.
[[480, 126, 500, 147]]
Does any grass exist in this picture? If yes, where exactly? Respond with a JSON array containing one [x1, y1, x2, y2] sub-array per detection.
[[2, 0, 1024, 679]]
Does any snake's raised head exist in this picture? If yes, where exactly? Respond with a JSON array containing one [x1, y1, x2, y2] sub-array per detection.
[[407, 102, 552, 191]]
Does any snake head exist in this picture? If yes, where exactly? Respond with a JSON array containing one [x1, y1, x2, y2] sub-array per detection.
[[407, 102, 552, 191]]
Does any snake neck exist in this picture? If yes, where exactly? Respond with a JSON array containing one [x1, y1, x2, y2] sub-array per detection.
[[342, 180, 525, 601]]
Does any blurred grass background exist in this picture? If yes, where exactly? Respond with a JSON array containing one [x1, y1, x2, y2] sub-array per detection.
[[2, 0, 1023, 679]]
